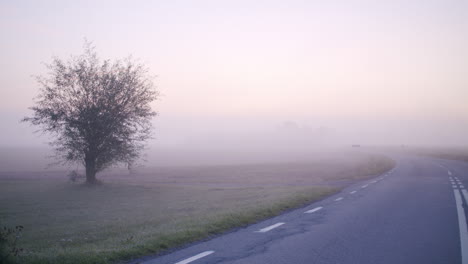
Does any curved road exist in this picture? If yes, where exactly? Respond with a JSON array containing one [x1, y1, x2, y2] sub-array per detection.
[[136, 155, 468, 264]]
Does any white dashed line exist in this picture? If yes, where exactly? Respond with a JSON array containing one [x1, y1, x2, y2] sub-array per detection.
[[174, 251, 215, 264], [361, 184, 368, 188], [256, 222, 285, 233], [448, 171, 453, 176], [335, 197, 344, 201], [350, 191, 357, 194], [371, 180, 377, 183], [305, 207, 323, 214], [453, 189, 468, 264]]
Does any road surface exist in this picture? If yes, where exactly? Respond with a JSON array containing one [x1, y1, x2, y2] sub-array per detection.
[[135, 155, 468, 264]]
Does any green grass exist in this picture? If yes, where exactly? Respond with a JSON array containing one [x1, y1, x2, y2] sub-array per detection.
[[0, 152, 394, 264]]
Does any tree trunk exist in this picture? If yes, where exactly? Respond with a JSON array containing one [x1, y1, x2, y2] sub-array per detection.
[[85, 155, 98, 184]]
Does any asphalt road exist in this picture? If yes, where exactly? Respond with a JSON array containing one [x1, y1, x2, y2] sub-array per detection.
[[136, 155, 468, 264]]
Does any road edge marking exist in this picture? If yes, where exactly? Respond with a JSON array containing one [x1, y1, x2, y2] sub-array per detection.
[[453, 189, 468, 264], [174, 251, 215, 264], [256, 222, 285, 233], [305, 207, 323, 214]]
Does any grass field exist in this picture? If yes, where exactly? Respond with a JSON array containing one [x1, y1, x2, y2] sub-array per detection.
[[403, 146, 468, 163], [0, 151, 394, 264]]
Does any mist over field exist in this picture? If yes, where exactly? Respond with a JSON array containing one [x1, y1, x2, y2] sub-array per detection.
[[1, 116, 467, 172], [1, 0, 468, 158]]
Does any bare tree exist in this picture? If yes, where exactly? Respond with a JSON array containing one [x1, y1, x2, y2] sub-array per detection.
[[23, 43, 158, 184]]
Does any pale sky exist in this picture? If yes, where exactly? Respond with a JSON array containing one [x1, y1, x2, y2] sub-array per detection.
[[1, 0, 467, 148]]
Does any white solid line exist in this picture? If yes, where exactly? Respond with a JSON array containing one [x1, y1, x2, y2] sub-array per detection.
[[335, 197, 344, 201], [361, 184, 368, 188], [174, 251, 215, 264], [448, 171, 453, 176], [454, 189, 468, 264], [256, 222, 285, 233], [462, 189, 468, 198], [350, 191, 357, 194], [305, 206, 323, 214]]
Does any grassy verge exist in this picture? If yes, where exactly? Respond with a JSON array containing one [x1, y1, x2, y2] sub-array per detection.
[[35, 187, 338, 264], [399, 146, 468, 163], [0, 152, 394, 264]]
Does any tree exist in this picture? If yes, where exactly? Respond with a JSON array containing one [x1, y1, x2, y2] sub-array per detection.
[[23, 43, 158, 184]]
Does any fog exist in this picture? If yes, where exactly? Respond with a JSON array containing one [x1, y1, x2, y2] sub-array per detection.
[[1, 0, 467, 171]]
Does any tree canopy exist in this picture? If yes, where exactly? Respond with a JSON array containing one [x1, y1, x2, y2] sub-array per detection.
[[23, 44, 158, 184]]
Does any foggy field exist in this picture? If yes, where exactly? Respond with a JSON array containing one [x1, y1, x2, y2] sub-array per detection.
[[0, 151, 394, 264], [404, 147, 468, 163]]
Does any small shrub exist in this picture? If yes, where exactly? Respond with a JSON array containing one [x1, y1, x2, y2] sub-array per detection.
[[68, 171, 84, 183], [0, 225, 24, 263]]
